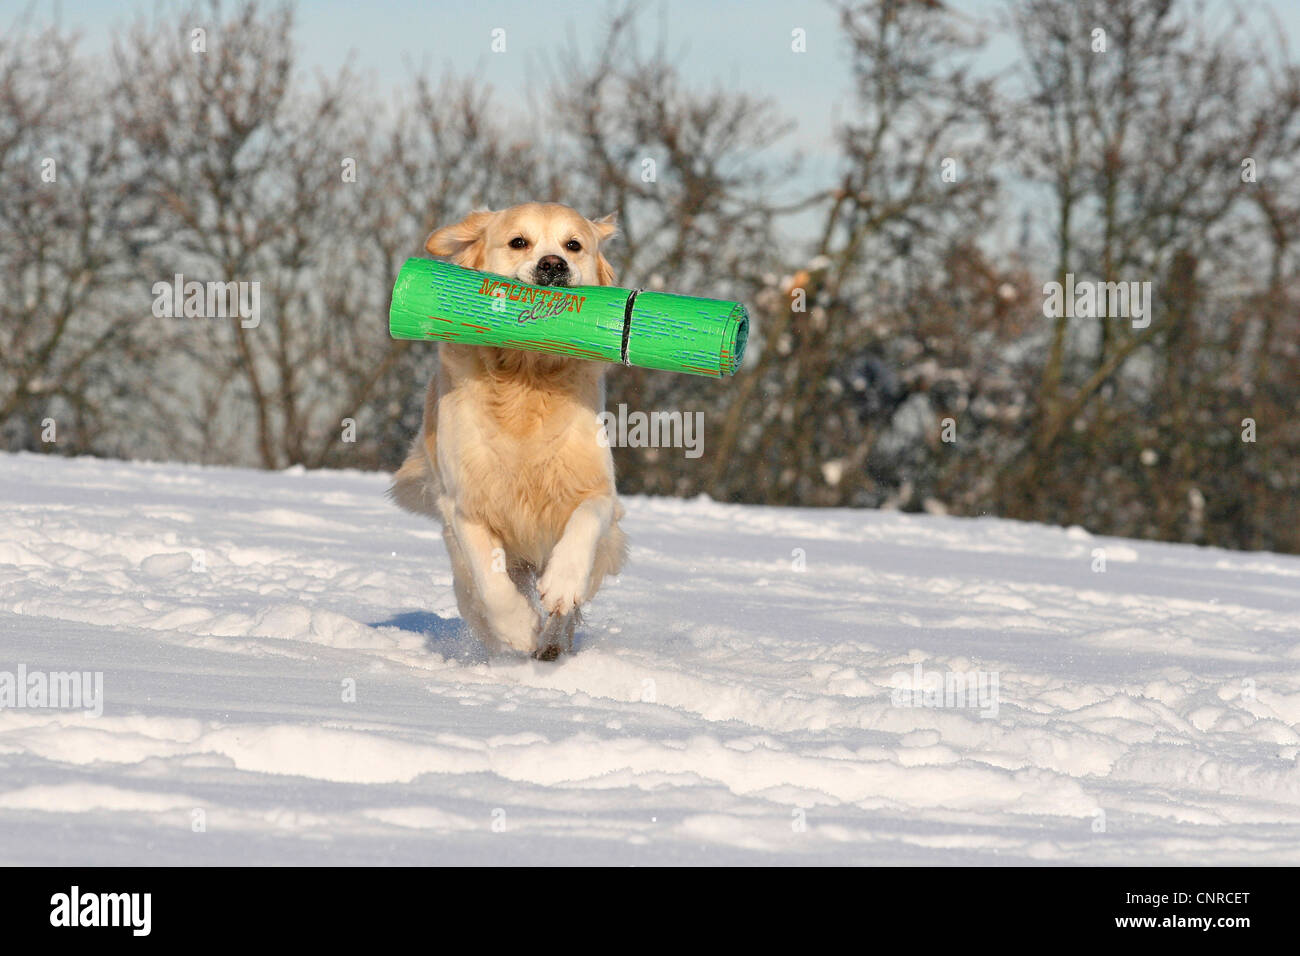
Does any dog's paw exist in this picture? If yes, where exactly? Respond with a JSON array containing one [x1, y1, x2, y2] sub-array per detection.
[[538, 550, 591, 616], [491, 601, 542, 653]]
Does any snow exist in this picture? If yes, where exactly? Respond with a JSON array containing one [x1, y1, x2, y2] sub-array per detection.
[[1, 451, 1298, 865]]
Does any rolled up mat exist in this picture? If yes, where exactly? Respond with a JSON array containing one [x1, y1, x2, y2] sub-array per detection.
[[388, 257, 748, 377]]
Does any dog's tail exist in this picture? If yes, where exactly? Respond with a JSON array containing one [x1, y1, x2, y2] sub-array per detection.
[[388, 434, 439, 517]]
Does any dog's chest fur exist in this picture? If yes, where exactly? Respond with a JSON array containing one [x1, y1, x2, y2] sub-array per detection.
[[444, 347, 610, 564]]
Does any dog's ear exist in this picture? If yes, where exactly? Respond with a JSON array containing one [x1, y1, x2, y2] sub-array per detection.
[[425, 209, 493, 266], [596, 252, 617, 286], [591, 212, 618, 285], [590, 212, 618, 241]]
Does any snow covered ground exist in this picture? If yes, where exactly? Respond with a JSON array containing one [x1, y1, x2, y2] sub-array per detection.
[[0, 450, 1297, 865]]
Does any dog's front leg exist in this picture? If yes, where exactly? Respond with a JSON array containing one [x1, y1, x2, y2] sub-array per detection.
[[538, 495, 615, 616], [452, 511, 541, 653]]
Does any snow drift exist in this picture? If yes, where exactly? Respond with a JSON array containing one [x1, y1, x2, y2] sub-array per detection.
[[0, 452, 1297, 864]]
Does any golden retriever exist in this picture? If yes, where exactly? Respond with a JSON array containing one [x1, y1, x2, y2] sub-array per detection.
[[389, 203, 627, 660]]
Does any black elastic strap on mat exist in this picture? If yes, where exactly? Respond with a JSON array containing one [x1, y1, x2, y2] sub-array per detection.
[[620, 290, 640, 365]]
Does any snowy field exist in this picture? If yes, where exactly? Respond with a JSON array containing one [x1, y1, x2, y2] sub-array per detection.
[[1, 450, 1298, 865]]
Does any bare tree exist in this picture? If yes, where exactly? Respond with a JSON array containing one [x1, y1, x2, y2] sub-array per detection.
[[705, 0, 1004, 507], [0, 21, 150, 454], [1003, 0, 1300, 549]]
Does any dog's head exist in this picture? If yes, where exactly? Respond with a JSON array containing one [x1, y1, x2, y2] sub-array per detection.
[[425, 203, 617, 287]]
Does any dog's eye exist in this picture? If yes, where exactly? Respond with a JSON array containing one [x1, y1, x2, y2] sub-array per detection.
[[565, 239, 582, 252], [508, 237, 528, 249]]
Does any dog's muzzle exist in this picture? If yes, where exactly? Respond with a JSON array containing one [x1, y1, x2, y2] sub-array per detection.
[[533, 255, 571, 287]]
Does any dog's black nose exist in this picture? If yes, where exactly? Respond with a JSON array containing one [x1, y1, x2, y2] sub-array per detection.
[[534, 255, 570, 285]]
